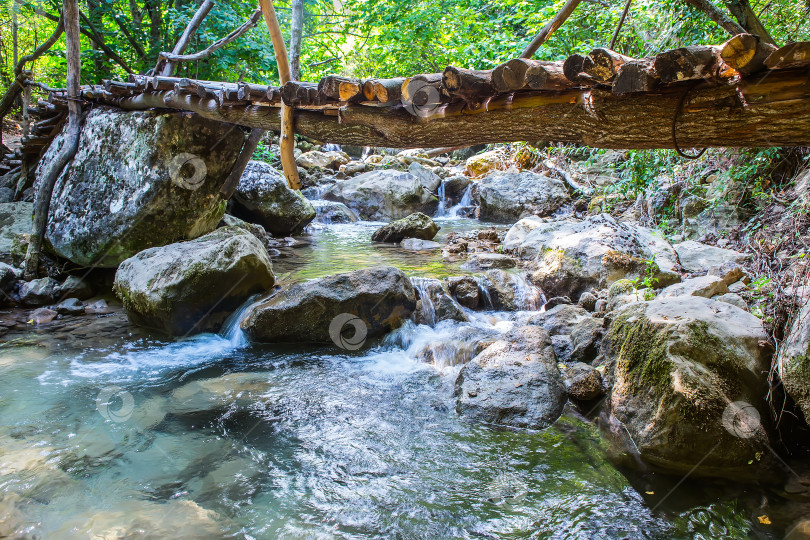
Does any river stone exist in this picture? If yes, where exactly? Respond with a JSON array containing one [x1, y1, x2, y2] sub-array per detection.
[[778, 301, 810, 424], [231, 161, 316, 236], [18, 277, 59, 306], [527, 304, 605, 365], [483, 269, 542, 311], [412, 278, 468, 326], [659, 275, 728, 299], [408, 162, 441, 193], [168, 373, 275, 416], [479, 171, 570, 223], [401, 238, 442, 250], [563, 362, 605, 401], [0, 202, 32, 264], [455, 325, 566, 429], [443, 175, 472, 199], [372, 212, 439, 243], [311, 200, 358, 224], [296, 150, 349, 170], [447, 276, 481, 310], [241, 266, 417, 344], [54, 298, 85, 315], [504, 214, 680, 301], [0, 262, 18, 293], [712, 292, 747, 310], [472, 253, 516, 269], [114, 226, 275, 335], [39, 107, 244, 267], [673, 240, 748, 273], [219, 214, 268, 244], [322, 170, 439, 221], [601, 296, 775, 479]]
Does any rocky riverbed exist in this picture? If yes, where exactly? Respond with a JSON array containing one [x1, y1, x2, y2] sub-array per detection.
[[1, 108, 809, 538]]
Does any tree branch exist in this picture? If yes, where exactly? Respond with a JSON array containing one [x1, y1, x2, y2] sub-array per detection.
[[681, 0, 745, 36], [158, 8, 262, 64], [159, 0, 215, 76], [521, 0, 584, 59], [15, 13, 64, 76]]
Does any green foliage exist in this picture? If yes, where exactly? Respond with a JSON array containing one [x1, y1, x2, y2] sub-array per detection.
[[631, 255, 659, 300]]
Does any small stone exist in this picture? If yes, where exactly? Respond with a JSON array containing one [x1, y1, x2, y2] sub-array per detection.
[[473, 253, 516, 269], [708, 261, 745, 286], [728, 280, 748, 294], [54, 298, 85, 315], [659, 275, 728, 299], [18, 277, 59, 306], [57, 275, 93, 300], [372, 212, 439, 243], [477, 229, 499, 242], [594, 299, 607, 313], [712, 293, 747, 311], [545, 296, 572, 310], [577, 291, 598, 312], [84, 299, 113, 315], [564, 362, 605, 401], [447, 276, 481, 310], [401, 238, 442, 251], [29, 307, 57, 324]]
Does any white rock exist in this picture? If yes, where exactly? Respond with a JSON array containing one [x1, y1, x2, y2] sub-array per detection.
[[659, 275, 729, 299]]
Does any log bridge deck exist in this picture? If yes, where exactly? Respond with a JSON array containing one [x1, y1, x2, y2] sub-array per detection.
[[15, 37, 810, 167]]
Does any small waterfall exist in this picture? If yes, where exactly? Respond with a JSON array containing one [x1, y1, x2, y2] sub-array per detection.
[[446, 185, 473, 218], [322, 143, 342, 152], [361, 146, 372, 160], [411, 277, 437, 327], [436, 180, 448, 217], [219, 296, 258, 347], [474, 275, 495, 310], [512, 273, 545, 311]]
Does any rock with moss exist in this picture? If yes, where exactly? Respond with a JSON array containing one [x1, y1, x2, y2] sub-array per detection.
[[241, 266, 417, 344], [479, 172, 570, 223], [659, 275, 728, 299], [503, 214, 680, 301], [218, 214, 268, 244], [600, 296, 776, 480], [779, 301, 810, 424], [322, 170, 439, 221], [231, 161, 316, 236], [113, 227, 274, 336], [39, 107, 245, 267], [371, 212, 439, 243], [0, 202, 33, 264], [455, 325, 566, 429]]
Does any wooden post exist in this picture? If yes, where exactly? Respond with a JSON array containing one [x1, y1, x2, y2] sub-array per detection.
[[259, 0, 301, 190], [520, 0, 583, 59], [24, 0, 83, 279]]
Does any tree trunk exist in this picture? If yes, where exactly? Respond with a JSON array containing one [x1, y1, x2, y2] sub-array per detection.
[[289, 0, 304, 81], [24, 0, 83, 279], [764, 42, 810, 70], [442, 67, 496, 108], [520, 0, 583, 58], [584, 48, 634, 84], [722, 0, 776, 45], [99, 70, 810, 149], [719, 33, 777, 76], [613, 58, 658, 94], [318, 76, 362, 101], [362, 78, 405, 103], [219, 128, 262, 199]]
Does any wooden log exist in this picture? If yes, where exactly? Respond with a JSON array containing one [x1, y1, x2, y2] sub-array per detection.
[[720, 34, 777, 76], [492, 59, 534, 92], [362, 78, 404, 103], [653, 46, 722, 84], [563, 54, 595, 84], [584, 48, 633, 84], [525, 61, 575, 91], [98, 70, 810, 149], [318, 76, 363, 101], [442, 67, 496, 108], [401, 73, 445, 102], [764, 42, 810, 70], [238, 82, 272, 101], [281, 81, 320, 105], [612, 58, 659, 94]]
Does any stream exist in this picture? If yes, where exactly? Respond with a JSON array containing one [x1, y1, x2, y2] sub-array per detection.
[[0, 216, 767, 538]]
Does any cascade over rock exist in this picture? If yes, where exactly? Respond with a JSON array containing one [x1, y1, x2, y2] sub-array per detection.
[[39, 107, 245, 267]]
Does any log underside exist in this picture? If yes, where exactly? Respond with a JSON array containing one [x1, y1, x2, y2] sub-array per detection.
[[20, 37, 810, 152], [94, 69, 810, 149]]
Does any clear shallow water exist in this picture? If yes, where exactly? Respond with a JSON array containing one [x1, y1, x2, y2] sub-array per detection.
[[0, 219, 773, 538]]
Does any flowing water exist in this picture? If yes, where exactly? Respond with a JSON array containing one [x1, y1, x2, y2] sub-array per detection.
[[0, 216, 775, 538]]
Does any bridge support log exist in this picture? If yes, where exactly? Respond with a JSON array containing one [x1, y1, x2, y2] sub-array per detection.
[[104, 69, 809, 149]]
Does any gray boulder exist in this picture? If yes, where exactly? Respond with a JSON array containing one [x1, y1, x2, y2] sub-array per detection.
[[455, 325, 566, 429], [778, 302, 810, 424], [412, 278, 468, 326], [674, 240, 748, 273], [0, 202, 33, 264], [371, 212, 439, 243], [483, 269, 542, 311], [659, 275, 728, 299], [563, 362, 605, 401], [241, 266, 417, 344], [408, 162, 441, 193], [18, 277, 60, 306], [114, 227, 274, 335], [503, 214, 680, 300], [601, 296, 775, 479], [231, 161, 316, 236], [479, 172, 570, 223], [527, 304, 605, 365], [0, 262, 19, 293], [311, 200, 358, 224], [322, 170, 438, 221], [447, 276, 481, 310], [39, 107, 245, 267]]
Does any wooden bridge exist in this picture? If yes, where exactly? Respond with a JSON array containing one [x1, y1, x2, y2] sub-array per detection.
[[16, 36, 810, 165]]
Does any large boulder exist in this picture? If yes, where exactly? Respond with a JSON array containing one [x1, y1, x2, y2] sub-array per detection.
[[241, 266, 417, 344], [455, 325, 566, 429], [231, 161, 316, 236], [601, 296, 775, 479], [371, 212, 439, 243], [322, 170, 439, 221], [40, 107, 245, 267], [479, 171, 570, 223], [526, 304, 605, 365], [503, 214, 679, 300], [311, 200, 358, 224], [0, 202, 32, 263], [113, 227, 274, 335], [673, 240, 748, 273], [778, 302, 810, 424]]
